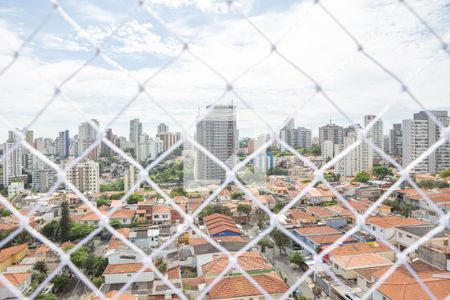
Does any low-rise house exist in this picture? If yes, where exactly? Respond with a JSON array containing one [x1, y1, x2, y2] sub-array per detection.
[[306, 188, 333, 205], [102, 263, 154, 285], [293, 226, 342, 254], [0, 272, 32, 300], [418, 242, 450, 271], [217, 189, 231, 201], [326, 241, 395, 263], [78, 209, 136, 226], [307, 234, 353, 249], [372, 260, 450, 300], [331, 253, 393, 280], [365, 215, 428, 243], [0, 243, 28, 272], [395, 224, 449, 255], [203, 213, 241, 237], [306, 206, 336, 220], [129, 226, 160, 249], [152, 205, 171, 225]]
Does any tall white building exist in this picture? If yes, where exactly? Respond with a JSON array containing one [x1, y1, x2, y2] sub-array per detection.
[[130, 119, 143, 159], [402, 111, 450, 173], [364, 115, 384, 161], [338, 131, 373, 177], [157, 132, 181, 152], [322, 140, 335, 161], [124, 165, 139, 192], [195, 105, 237, 184], [138, 137, 163, 163], [78, 120, 99, 160], [64, 159, 100, 193], [1, 142, 23, 187], [32, 169, 57, 193]]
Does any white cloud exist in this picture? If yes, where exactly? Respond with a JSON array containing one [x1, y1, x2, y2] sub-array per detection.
[[0, 0, 449, 141]]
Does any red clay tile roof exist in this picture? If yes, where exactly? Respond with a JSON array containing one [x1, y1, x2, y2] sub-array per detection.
[[333, 253, 393, 270], [308, 234, 352, 245], [306, 206, 335, 218], [328, 241, 392, 257], [153, 205, 171, 214], [103, 263, 151, 274], [208, 224, 241, 236], [373, 261, 450, 300], [0, 243, 27, 263], [0, 272, 31, 287], [167, 266, 180, 280], [366, 215, 428, 229], [207, 272, 288, 299], [93, 291, 136, 300], [202, 252, 271, 275], [296, 226, 340, 236]]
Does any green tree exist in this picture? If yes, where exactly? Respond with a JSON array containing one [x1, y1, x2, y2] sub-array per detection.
[[110, 192, 126, 200], [92, 276, 104, 288], [200, 204, 232, 218], [440, 169, 450, 179], [110, 219, 121, 229], [59, 201, 70, 242], [96, 198, 110, 207], [354, 171, 370, 183], [270, 229, 290, 253], [272, 202, 285, 213], [127, 193, 144, 204], [71, 246, 89, 268], [33, 261, 48, 275], [311, 144, 321, 156], [258, 238, 273, 253], [289, 251, 305, 266], [1, 209, 11, 217], [69, 223, 95, 241], [372, 165, 393, 180], [84, 254, 108, 278], [51, 274, 70, 293], [231, 192, 243, 200], [155, 258, 167, 273], [36, 293, 58, 300], [237, 204, 251, 215], [41, 220, 59, 242]]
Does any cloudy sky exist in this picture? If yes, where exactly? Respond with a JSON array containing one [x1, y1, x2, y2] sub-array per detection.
[[0, 0, 449, 141]]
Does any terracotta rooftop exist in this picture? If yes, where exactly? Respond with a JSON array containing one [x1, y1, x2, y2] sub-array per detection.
[[328, 241, 392, 257], [296, 226, 340, 236], [93, 291, 136, 300], [189, 236, 245, 246], [0, 243, 28, 263], [202, 252, 272, 275], [0, 272, 31, 287], [208, 224, 241, 236], [366, 215, 428, 229], [103, 263, 152, 274], [152, 205, 171, 214], [306, 206, 335, 218], [308, 234, 352, 246], [374, 261, 450, 300], [333, 253, 393, 270], [207, 271, 288, 299]]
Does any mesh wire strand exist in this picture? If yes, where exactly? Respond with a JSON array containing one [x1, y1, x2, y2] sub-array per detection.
[[0, 0, 449, 299]]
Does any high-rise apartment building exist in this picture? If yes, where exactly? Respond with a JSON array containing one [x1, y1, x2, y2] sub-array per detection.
[[402, 111, 450, 173], [78, 119, 99, 160], [195, 105, 237, 184], [338, 131, 373, 176], [364, 115, 384, 161], [319, 123, 343, 157], [32, 169, 57, 193], [58, 130, 70, 160], [1, 141, 23, 186], [280, 125, 312, 151], [124, 165, 139, 192], [64, 159, 100, 193], [389, 123, 403, 157], [157, 123, 169, 134], [157, 132, 181, 152]]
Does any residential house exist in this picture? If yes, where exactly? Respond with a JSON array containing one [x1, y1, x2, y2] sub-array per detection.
[[331, 253, 393, 279], [365, 215, 428, 243], [152, 205, 171, 225], [395, 225, 449, 255], [0, 272, 32, 300], [0, 243, 28, 272]]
